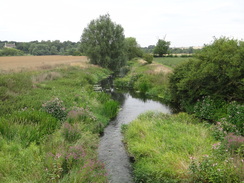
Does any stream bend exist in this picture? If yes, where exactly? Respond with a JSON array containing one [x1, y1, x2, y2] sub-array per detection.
[[98, 92, 171, 183]]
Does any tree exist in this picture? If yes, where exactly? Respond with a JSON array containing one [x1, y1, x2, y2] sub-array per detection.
[[0, 48, 24, 56], [50, 46, 58, 55], [125, 37, 143, 60], [30, 44, 50, 55], [153, 39, 170, 57], [80, 14, 126, 71], [169, 37, 244, 107]]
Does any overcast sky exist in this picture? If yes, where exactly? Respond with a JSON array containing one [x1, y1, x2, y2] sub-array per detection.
[[1, 0, 243, 47]]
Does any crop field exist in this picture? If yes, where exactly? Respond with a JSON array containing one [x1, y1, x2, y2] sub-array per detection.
[[0, 55, 88, 72]]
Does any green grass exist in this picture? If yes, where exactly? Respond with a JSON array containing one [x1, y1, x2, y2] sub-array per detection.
[[154, 57, 189, 68], [123, 112, 243, 182], [0, 65, 117, 182], [114, 60, 171, 101]]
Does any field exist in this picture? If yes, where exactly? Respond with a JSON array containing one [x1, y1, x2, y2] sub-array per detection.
[[0, 56, 88, 72], [153, 57, 189, 68]]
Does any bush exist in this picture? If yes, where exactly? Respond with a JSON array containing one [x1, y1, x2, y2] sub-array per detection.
[[142, 53, 153, 64], [169, 37, 244, 107], [42, 98, 67, 121]]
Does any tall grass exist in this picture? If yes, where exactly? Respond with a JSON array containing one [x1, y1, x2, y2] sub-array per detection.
[[0, 65, 116, 182], [114, 60, 171, 101], [123, 112, 243, 182]]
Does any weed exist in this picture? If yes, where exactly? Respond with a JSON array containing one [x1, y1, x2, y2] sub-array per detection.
[[42, 97, 67, 121]]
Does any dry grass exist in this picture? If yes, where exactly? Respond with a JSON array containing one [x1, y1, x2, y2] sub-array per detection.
[[138, 59, 172, 74], [0, 56, 89, 72]]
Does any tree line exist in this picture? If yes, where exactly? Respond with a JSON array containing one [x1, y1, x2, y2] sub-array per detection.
[[0, 40, 81, 56]]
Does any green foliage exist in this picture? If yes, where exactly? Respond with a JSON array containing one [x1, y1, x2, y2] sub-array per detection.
[[102, 100, 119, 119], [81, 14, 127, 71], [0, 65, 116, 182], [0, 47, 24, 56], [0, 110, 58, 147], [125, 37, 143, 60], [0, 40, 82, 56], [142, 53, 153, 64], [61, 122, 81, 143], [189, 154, 241, 183], [169, 37, 244, 107], [153, 39, 170, 57], [0, 72, 32, 101], [123, 112, 217, 182], [29, 43, 51, 55], [194, 97, 244, 136], [114, 60, 171, 102], [42, 97, 67, 121], [154, 57, 189, 68]]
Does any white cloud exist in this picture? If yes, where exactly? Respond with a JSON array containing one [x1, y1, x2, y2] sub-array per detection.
[[1, 0, 243, 46]]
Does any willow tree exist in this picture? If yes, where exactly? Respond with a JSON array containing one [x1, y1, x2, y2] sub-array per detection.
[[80, 14, 126, 71]]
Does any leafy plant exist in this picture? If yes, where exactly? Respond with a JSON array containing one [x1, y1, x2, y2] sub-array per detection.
[[42, 97, 67, 121]]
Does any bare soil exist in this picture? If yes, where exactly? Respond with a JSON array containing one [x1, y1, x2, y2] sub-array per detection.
[[0, 56, 89, 72]]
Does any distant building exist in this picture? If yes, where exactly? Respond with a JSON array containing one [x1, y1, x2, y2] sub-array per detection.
[[4, 43, 16, 48]]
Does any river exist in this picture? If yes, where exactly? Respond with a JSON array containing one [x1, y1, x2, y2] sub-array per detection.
[[97, 78, 172, 183]]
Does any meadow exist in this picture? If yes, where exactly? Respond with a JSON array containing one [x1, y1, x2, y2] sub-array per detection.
[[153, 57, 189, 68], [0, 59, 118, 182]]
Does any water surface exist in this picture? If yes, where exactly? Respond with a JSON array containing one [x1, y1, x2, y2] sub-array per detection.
[[98, 92, 171, 183]]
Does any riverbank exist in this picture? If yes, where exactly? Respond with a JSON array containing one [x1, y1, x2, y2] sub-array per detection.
[[98, 92, 171, 183], [118, 58, 244, 182], [114, 59, 172, 102], [0, 64, 118, 182]]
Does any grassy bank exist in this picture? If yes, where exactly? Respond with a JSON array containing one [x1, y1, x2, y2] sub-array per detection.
[[123, 112, 243, 182], [0, 65, 118, 182], [114, 59, 172, 101]]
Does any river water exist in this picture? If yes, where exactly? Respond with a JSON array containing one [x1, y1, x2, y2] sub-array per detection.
[[98, 79, 172, 183]]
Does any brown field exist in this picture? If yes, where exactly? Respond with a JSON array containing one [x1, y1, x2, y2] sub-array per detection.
[[0, 55, 89, 72]]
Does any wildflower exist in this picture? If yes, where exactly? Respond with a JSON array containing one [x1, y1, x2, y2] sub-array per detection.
[[212, 142, 221, 149], [213, 163, 218, 166]]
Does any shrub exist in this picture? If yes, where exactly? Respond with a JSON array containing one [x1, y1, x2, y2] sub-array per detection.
[[42, 98, 67, 121], [61, 122, 81, 143], [169, 37, 244, 107], [194, 96, 226, 121], [143, 53, 153, 64]]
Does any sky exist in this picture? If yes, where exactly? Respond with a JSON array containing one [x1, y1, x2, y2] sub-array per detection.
[[1, 0, 244, 47]]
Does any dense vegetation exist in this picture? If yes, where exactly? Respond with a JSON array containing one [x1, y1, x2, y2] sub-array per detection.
[[80, 14, 127, 71], [169, 37, 244, 135], [114, 59, 171, 101], [0, 40, 82, 56], [119, 37, 243, 182], [123, 112, 243, 182], [0, 65, 118, 182]]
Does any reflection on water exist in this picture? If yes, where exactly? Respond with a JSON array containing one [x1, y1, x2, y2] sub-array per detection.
[[98, 77, 171, 183]]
